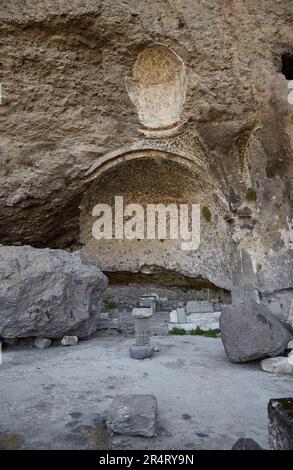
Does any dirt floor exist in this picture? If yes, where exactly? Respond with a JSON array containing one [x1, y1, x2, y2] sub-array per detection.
[[0, 332, 292, 450]]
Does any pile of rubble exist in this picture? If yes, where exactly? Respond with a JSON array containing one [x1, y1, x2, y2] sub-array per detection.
[[168, 301, 223, 332]]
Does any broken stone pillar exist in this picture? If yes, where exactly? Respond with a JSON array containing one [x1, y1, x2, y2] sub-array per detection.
[[177, 307, 186, 323], [231, 249, 260, 304], [268, 398, 293, 449], [130, 308, 154, 359]]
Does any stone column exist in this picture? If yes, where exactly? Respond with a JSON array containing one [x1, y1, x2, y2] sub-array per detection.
[[130, 308, 154, 360], [231, 248, 260, 304]]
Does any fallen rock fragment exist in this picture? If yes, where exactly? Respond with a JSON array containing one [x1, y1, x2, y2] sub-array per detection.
[[34, 338, 51, 349], [260, 357, 293, 374], [61, 336, 78, 346], [106, 394, 158, 437]]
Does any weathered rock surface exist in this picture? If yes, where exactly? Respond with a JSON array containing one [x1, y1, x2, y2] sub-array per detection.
[[34, 337, 51, 349], [106, 394, 157, 437], [268, 398, 293, 450], [61, 335, 78, 346], [0, 1, 292, 304], [232, 437, 263, 450], [0, 245, 108, 339], [220, 301, 292, 363], [260, 357, 293, 374]]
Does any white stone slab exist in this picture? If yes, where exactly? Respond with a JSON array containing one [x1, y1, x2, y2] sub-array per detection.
[[168, 322, 219, 332], [186, 311, 220, 323], [177, 307, 186, 323], [186, 301, 214, 314], [169, 310, 178, 323], [132, 307, 153, 318]]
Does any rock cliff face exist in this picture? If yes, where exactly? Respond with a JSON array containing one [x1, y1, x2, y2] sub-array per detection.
[[0, 1, 292, 310]]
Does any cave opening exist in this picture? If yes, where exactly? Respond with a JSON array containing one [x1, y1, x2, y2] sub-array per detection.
[[81, 154, 233, 322], [281, 53, 293, 80], [102, 269, 231, 313]]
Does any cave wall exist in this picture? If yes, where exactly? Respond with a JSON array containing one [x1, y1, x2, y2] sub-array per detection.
[[0, 1, 292, 303], [80, 155, 233, 290]]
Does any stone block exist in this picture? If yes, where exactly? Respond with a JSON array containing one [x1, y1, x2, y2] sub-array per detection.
[[268, 398, 293, 449], [139, 296, 156, 313], [61, 336, 78, 346], [260, 357, 293, 374], [169, 310, 178, 323], [0, 245, 108, 339], [132, 307, 152, 318], [129, 345, 154, 360], [106, 394, 158, 437], [186, 301, 214, 314], [34, 338, 51, 349]]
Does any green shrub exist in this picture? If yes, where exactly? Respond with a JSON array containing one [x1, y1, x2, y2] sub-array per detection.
[[169, 327, 220, 337], [169, 327, 187, 335], [246, 187, 257, 201], [189, 327, 220, 338], [102, 299, 117, 310], [202, 206, 212, 223]]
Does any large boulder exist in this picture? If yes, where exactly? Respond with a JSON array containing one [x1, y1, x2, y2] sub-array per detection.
[[220, 301, 292, 363], [0, 245, 108, 339]]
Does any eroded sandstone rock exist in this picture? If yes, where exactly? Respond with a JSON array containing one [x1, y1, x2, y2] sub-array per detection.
[[0, 245, 108, 339]]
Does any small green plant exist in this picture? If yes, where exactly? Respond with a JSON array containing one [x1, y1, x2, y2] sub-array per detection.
[[202, 206, 212, 223], [189, 327, 220, 338], [169, 327, 220, 337], [169, 327, 187, 335], [246, 187, 257, 201], [102, 299, 117, 310]]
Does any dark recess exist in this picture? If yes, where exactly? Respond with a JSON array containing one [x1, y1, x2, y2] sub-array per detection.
[[281, 53, 293, 79]]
